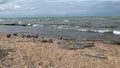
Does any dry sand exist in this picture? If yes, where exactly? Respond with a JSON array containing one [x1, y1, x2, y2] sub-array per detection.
[[0, 34, 120, 68]]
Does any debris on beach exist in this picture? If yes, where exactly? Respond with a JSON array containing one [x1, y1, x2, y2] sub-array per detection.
[[80, 53, 107, 59], [57, 40, 95, 50], [112, 41, 120, 45], [102, 40, 120, 45], [0, 49, 14, 60], [40, 39, 53, 43]]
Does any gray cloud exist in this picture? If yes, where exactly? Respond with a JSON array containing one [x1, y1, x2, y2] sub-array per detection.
[[0, 0, 120, 17], [0, 0, 13, 4]]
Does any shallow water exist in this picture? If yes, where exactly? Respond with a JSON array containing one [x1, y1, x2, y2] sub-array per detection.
[[0, 16, 120, 41]]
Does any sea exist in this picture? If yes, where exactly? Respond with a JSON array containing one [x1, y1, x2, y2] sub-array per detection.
[[0, 16, 120, 41]]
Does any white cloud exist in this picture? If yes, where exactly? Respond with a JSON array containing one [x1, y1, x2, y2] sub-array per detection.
[[13, 5, 21, 9], [0, 7, 5, 11], [0, 4, 21, 11]]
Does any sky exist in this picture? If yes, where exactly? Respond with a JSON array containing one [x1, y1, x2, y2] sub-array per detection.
[[0, 0, 120, 17]]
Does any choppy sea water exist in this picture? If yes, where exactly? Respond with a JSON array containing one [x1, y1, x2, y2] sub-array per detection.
[[0, 16, 120, 41]]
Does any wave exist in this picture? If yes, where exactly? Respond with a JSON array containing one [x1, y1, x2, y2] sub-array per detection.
[[13, 21, 44, 27], [32, 24, 38, 27], [55, 26, 120, 35], [27, 23, 32, 26], [113, 31, 120, 35], [64, 19, 69, 22], [57, 25, 70, 29], [27, 24, 44, 27], [90, 30, 113, 33], [17, 21, 22, 24], [38, 25, 44, 27], [0, 19, 4, 21], [51, 25, 120, 35], [77, 29, 89, 32], [77, 29, 120, 35], [78, 25, 117, 28], [78, 29, 107, 33], [0, 22, 44, 28], [1, 22, 120, 35]]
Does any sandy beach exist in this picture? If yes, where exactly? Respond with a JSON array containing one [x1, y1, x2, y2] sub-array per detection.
[[0, 34, 120, 68]]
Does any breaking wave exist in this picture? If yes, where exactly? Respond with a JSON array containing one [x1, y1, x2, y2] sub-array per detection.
[[1, 22, 120, 35], [113, 31, 120, 35], [52, 25, 120, 35], [51, 25, 120, 35], [0, 19, 4, 21], [77, 29, 120, 35]]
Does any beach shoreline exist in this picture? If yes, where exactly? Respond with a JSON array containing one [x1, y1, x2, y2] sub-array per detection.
[[0, 33, 120, 68]]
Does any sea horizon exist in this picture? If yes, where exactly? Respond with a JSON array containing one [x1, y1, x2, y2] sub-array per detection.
[[1, 15, 120, 19]]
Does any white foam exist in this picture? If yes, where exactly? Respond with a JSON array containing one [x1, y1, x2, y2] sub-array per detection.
[[77, 29, 88, 32], [74, 26, 79, 29], [93, 18, 105, 19], [65, 28, 71, 29], [57, 25, 69, 29], [64, 20, 69, 22], [51, 25, 57, 28], [57, 26, 64, 29], [113, 30, 120, 35], [38, 25, 44, 27], [18, 21, 22, 24], [91, 30, 112, 33], [27, 23, 31, 26], [77, 29, 114, 34], [32, 24, 38, 27], [0, 19, 4, 21]]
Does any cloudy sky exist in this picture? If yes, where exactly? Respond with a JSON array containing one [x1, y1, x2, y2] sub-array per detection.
[[0, 0, 120, 17]]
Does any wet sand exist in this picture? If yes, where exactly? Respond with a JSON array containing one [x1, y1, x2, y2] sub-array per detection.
[[0, 34, 120, 68]]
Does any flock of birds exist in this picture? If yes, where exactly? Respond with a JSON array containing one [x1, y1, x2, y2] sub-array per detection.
[[6, 33, 44, 39]]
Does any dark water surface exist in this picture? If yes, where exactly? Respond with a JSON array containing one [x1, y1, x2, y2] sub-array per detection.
[[0, 16, 120, 41]]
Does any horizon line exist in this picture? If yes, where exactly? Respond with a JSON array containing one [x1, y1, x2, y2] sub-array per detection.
[[0, 15, 120, 18]]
